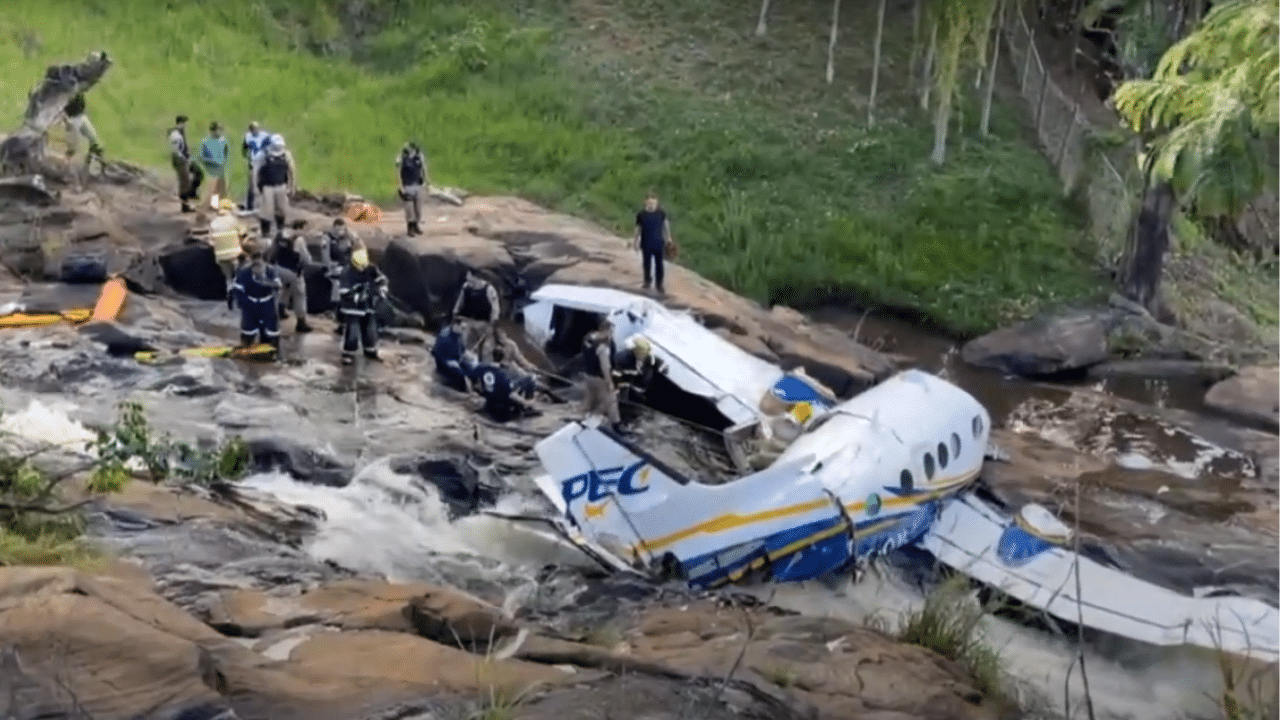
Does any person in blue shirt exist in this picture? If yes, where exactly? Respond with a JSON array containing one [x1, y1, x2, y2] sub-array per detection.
[[199, 122, 230, 204], [432, 316, 473, 392], [464, 352, 540, 423], [632, 191, 675, 295], [228, 240, 282, 356], [241, 122, 271, 211]]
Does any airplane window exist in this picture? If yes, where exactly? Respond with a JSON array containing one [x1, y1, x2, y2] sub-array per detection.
[[937, 442, 949, 469], [923, 452, 935, 480], [972, 415, 984, 439], [951, 432, 961, 457], [900, 469, 914, 492]]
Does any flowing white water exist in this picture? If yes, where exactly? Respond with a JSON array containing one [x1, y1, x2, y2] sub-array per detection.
[[1, 400, 1247, 720]]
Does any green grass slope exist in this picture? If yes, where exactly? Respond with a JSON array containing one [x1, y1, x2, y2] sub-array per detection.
[[0, 0, 1109, 335]]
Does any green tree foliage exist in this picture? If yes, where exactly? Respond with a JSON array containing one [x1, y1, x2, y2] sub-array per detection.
[[924, 0, 1001, 164], [0, 400, 250, 566], [1112, 0, 1279, 218]]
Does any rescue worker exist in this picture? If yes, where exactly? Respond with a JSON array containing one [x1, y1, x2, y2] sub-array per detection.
[[322, 217, 357, 310], [208, 198, 248, 293], [465, 352, 540, 423], [432, 316, 472, 392], [229, 240, 281, 354], [255, 135, 296, 238], [263, 229, 314, 333], [395, 142, 428, 236], [241, 122, 271, 211], [612, 336, 665, 403], [62, 93, 104, 174], [580, 318, 622, 431], [168, 115, 203, 213], [452, 271, 500, 324], [336, 245, 388, 365]]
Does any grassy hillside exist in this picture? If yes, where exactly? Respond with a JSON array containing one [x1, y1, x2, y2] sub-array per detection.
[[0, 0, 1110, 335]]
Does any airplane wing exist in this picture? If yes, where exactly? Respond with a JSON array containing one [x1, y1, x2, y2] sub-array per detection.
[[917, 493, 1279, 662]]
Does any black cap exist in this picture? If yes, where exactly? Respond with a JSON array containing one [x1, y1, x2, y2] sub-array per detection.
[[176, 115, 188, 124]]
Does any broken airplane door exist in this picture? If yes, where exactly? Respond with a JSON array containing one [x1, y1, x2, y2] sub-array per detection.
[[533, 418, 853, 588]]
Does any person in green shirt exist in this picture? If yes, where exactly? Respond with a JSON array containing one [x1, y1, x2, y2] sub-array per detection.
[[199, 121, 230, 203]]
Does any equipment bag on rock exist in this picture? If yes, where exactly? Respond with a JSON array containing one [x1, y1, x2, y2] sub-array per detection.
[[60, 254, 109, 284]]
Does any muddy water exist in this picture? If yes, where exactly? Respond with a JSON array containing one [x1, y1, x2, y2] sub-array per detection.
[[806, 308, 1224, 423]]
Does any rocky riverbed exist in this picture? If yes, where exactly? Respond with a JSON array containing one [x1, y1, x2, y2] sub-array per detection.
[[0, 168, 1275, 720]]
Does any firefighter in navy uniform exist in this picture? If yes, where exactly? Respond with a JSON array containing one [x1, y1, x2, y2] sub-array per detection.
[[229, 240, 282, 356], [264, 229, 314, 333], [452, 271, 500, 324], [336, 246, 388, 366], [580, 318, 622, 431], [464, 352, 540, 423], [322, 218, 357, 318]]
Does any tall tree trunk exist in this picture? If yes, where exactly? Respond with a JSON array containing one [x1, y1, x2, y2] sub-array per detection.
[[979, 1, 1002, 136], [0, 51, 113, 177], [826, 0, 841, 84], [867, 0, 888, 127], [909, 0, 923, 80], [921, 21, 938, 110], [1120, 181, 1177, 313], [755, 0, 772, 36]]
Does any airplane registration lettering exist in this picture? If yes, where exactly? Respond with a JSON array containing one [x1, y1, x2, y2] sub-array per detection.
[[561, 459, 649, 509]]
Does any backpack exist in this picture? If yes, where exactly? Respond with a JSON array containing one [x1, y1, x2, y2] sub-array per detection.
[[60, 254, 108, 284]]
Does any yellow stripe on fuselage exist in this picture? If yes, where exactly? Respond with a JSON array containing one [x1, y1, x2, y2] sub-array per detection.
[[632, 467, 980, 553]]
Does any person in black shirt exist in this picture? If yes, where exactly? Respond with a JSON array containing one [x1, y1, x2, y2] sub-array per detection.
[[633, 191, 674, 295], [395, 142, 428, 236]]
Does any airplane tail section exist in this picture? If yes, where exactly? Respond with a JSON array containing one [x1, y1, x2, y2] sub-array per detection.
[[533, 419, 854, 586], [533, 419, 681, 566]]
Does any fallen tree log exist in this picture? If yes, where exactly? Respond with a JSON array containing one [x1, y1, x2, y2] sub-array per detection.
[[0, 51, 112, 177]]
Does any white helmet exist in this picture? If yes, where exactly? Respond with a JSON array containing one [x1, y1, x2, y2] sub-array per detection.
[[270, 133, 284, 146]]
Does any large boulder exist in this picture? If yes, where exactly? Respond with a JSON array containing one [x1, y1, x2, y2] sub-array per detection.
[[1204, 365, 1279, 432], [369, 197, 897, 392], [961, 308, 1111, 377]]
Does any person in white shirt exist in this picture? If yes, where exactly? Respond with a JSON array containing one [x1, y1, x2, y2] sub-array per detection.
[[241, 121, 271, 211]]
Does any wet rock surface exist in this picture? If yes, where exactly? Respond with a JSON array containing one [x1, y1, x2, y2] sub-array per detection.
[[0, 175, 1275, 719], [1203, 365, 1280, 432]]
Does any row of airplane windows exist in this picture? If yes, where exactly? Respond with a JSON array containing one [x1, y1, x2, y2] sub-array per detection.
[[899, 414, 985, 492]]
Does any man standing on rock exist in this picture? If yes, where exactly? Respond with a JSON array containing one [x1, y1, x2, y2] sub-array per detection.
[[395, 142, 428, 236], [168, 115, 203, 213], [452, 271, 500, 324], [61, 92, 104, 176], [230, 239, 282, 355], [241, 121, 271, 211], [255, 135, 296, 238], [336, 245, 388, 366], [580, 318, 623, 432], [264, 229, 314, 334], [633, 191, 673, 295], [199, 122, 230, 205], [322, 217, 357, 314]]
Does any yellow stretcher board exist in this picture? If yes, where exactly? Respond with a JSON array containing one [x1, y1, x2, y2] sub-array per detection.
[[0, 276, 127, 329], [0, 308, 91, 328], [134, 343, 277, 363]]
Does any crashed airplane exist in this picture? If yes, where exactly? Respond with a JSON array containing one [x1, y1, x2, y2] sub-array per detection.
[[517, 284, 1280, 663]]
